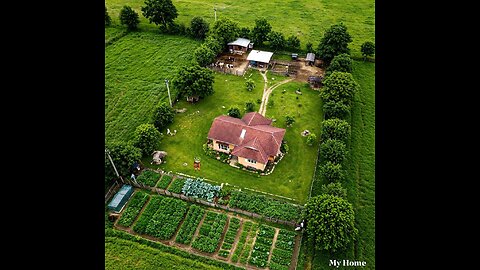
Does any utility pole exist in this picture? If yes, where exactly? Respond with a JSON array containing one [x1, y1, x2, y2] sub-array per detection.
[[214, 7, 217, 21], [165, 79, 172, 107], [105, 148, 124, 184]]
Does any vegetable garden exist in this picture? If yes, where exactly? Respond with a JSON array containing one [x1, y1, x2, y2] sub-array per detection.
[[113, 191, 301, 269]]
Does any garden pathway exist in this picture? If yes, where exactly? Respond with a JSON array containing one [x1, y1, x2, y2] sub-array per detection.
[[258, 70, 294, 116]]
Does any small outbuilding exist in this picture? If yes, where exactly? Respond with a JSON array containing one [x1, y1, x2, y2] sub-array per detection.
[[247, 50, 274, 69], [227, 38, 253, 54], [107, 184, 134, 213], [306, 53, 316, 65]]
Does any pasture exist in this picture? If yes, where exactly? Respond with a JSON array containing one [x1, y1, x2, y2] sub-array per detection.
[[105, 0, 375, 57]]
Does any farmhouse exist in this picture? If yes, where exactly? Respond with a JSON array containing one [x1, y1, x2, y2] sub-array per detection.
[[227, 38, 253, 54], [207, 112, 285, 171], [247, 50, 274, 69]]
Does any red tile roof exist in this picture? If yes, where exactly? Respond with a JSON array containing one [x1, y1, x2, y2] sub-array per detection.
[[207, 113, 286, 164]]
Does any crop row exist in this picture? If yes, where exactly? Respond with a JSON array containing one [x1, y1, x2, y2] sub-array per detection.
[[237, 222, 259, 264], [156, 174, 173, 189], [228, 191, 302, 221], [218, 217, 241, 259], [270, 229, 296, 268], [167, 178, 186, 193], [249, 225, 276, 268], [136, 170, 160, 187], [231, 221, 252, 263], [274, 229, 296, 252], [144, 197, 188, 240], [191, 211, 227, 253], [117, 191, 149, 227], [175, 205, 205, 245], [133, 196, 164, 234]]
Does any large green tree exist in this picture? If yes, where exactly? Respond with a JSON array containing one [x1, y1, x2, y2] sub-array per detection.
[[190, 16, 209, 40], [141, 0, 178, 28], [320, 139, 348, 164], [173, 64, 214, 101], [119, 6, 140, 31], [286, 35, 300, 51], [304, 194, 358, 252], [211, 18, 239, 47], [152, 103, 174, 132], [252, 18, 272, 46], [319, 161, 344, 182], [194, 43, 216, 67], [323, 100, 350, 120], [132, 123, 163, 156], [204, 35, 223, 55], [105, 141, 142, 182], [321, 118, 351, 143], [320, 71, 358, 106], [321, 182, 347, 199], [268, 31, 285, 51], [317, 23, 353, 64], [326, 53, 353, 75], [239, 27, 251, 39]]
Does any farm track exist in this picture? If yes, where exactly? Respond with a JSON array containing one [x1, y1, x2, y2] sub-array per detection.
[[258, 70, 294, 116]]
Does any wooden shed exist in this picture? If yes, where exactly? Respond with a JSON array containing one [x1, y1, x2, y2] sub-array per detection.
[[306, 53, 316, 65]]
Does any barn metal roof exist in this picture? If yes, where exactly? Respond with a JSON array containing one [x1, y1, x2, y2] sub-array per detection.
[[227, 38, 251, 48], [247, 50, 274, 63]]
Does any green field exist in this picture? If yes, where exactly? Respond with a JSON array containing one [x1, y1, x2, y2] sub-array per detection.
[[105, 236, 225, 270], [105, 0, 374, 57], [105, 31, 200, 142]]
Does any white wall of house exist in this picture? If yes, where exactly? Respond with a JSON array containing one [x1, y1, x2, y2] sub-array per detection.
[[212, 139, 233, 153], [238, 156, 266, 171]]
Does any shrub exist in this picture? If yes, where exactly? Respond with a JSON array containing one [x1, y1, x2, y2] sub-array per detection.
[[320, 139, 348, 164], [152, 103, 174, 132], [190, 16, 209, 40], [321, 182, 347, 199], [119, 6, 140, 31], [246, 78, 255, 91], [319, 161, 344, 182], [245, 102, 255, 112], [306, 133, 317, 146], [321, 118, 351, 143], [323, 100, 350, 119], [132, 123, 162, 156], [227, 107, 241, 118], [285, 115, 295, 127]]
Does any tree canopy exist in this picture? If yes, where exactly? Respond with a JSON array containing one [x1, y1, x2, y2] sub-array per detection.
[[286, 35, 301, 51], [326, 53, 353, 75], [152, 103, 174, 132], [190, 16, 209, 40], [141, 0, 178, 28], [132, 123, 163, 156], [317, 23, 353, 64], [321, 182, 347, 199], [105, 141, 142, 181], [320, 139, 348, 164], [252, 18, 272, 46], [321, 118, 351, 143], [194, 44, 216, 67], [320, 71, 358, 105], [304, 194, 358, 252], [211, 18, 239, 47], [323, 100, 350, 120], [268, 31, 285, 51], [319, 161, 344, 183], [119, 6, 140, 30], [173, 64, 215, 100], [361, 41, 375, 60]]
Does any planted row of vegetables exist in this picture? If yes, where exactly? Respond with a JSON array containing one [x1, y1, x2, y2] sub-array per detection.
[[249, 225, 276, 268], [117, 191, 150, 227], [191, 211, 228, 253], [218, 217, 241, 258], [175, 205, 205, 245], [269, 229, 296, 270], [144, 197, 188, 240]]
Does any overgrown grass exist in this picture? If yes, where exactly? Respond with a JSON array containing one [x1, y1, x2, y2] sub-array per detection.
[[105, 0, 374, 57], [105, 31, 200, 142]]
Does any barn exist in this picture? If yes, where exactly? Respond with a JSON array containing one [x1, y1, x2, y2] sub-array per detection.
[[247, 50, 274, 69], [227, 38, 253, 54]]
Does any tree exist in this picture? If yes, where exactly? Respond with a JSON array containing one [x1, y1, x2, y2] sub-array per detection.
[[252, 18, 272, 46], [326, 53, 353, 76], [317, 23, 352, 64], [361, 41, 375, 61], [319, 161, 344, 183], [190, 16, 209, 40], [320, 71, 358, 106], [173, 64, 215, 101], [306, 42, 313, 53], [194, 44, 216, 67], [321, 182, 347, 199], [304, 194, 358, 252], [285, 115, 295, 127], [105, 6, 112, 26], [320, 139, 347, 164], [239, 27, 251, 39], [268, 31, 285, 51], [105, 141, 142, 182], [245, 102, 255, 112], [321, 118, 351, 143], [323, 100, 350, 119], [152, 103, 174, 132], [119, 6, 140, 31], [211, 18, 239, 47], [227, 107, 241, 118], [132, 123, 163, 156], [245, 79, 255, 91], [204, 35, 223, 55], [286, 35, 300, 51], [306, 133, 317, 146], [141, 0, 178, 29]]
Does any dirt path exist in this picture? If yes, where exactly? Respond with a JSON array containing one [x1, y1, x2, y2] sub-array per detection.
[[227, 218, 244, 262], [258, 70, 294, 116], [267, 228, 280, 266], [290, 233, 303, 270]]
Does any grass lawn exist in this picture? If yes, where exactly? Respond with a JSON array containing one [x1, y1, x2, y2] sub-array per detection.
[[143, 70, 320, 203], [301, 60, 375, 269], [105, 0, 374, 57], [105, 31, 200, 142], [105, 236, 225, 270]]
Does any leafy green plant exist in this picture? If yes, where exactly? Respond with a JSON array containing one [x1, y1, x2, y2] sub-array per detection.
[[136, 170, 160, 187], [156, 174, 173, 189], [175, 205, 205, 244], [191, 211, 227, 253], [181, 178, 221, 202], [117, 191, 150, 227], [167, 178, 186, 193], [144, 197, 188, 240]]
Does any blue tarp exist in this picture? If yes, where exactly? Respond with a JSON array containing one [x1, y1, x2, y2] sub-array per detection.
[[108, 184, 133, 212]]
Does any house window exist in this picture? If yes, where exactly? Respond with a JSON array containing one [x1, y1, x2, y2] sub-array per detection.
[[246, 158, 257, 164], [218, 143, 229, 151]]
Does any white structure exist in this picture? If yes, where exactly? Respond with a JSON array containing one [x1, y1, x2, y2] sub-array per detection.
[[247, 50, 274, 66], [227, 38, 253, 54]]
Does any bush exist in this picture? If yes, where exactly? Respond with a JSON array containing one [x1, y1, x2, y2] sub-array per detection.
[[152, 103, 174, 132], [286, 35, 300, 51], [320, 139, 348, 164], [190, 16, 209, 40], [321, 118, 351, 143], [119, 6, 140, 31], [306, 133, 317, 146], [245, 102, 255, 112], [227, 107, 241, 118], [321, 182, 347, 199], [194, 43, 216, 67], [319, 161, 344, 182], [285, 115, 295, 127], [105, 6, 112, 26], [245, 79, 255, 91], [326, 53, 353, 76], [323, 100, 350, 119], [132, 123, 163, 156]]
